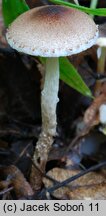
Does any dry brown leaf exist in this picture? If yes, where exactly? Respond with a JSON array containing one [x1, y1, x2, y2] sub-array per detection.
[[81, 83, 106, 136], [84, 94, 106, 126], [43, 167, 106, 199], [67, 83, 106, 150], [0, 165, 34, 198]]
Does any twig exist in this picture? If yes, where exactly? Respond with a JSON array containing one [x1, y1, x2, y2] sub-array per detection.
[[0, 187, 13, 196], [14, 142, 33, 165], [0, 128, 37, 138]]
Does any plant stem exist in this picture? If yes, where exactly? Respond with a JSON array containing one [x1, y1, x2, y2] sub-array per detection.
[[90, 0, 98, 18], [90, 0, 98, 10], [73, 0, 79, 5]]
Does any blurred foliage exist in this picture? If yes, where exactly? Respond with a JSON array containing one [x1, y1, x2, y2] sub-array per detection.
[[59, 57, 93, 97], [50, 0, 106, 16], [2, 0, 29, 27]]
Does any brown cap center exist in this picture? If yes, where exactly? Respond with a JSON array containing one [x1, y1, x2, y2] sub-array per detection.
[[34, 5, 70, 21]]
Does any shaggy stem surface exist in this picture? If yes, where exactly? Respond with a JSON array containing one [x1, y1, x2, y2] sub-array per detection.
[[33, 57, 59, 170]]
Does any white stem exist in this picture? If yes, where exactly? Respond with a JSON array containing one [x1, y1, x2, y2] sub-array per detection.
[[73, 0, 79, 5], [42, 57, 59, 135], [33, 57, 59, 165], [97, 47, 106, 74]]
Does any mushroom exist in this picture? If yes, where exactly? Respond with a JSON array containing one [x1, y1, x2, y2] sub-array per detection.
[[94, 24, 106, 96], [6, 5, 98, 170], [99, 104, 106, 124], [96, 24, 106, 74], [96, 24, 106, 123]]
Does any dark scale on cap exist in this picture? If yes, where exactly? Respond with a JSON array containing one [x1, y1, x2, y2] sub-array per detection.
[[35, 5, 70, 21]]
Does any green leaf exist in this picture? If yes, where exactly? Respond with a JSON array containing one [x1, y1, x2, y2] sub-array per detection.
[[49, 0, 106, 16], [2, 0, 29, 27], [59, 57, 93, 97]]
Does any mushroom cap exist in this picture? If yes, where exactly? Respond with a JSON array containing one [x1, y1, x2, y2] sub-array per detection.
[[6, 5, 98, 57]]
